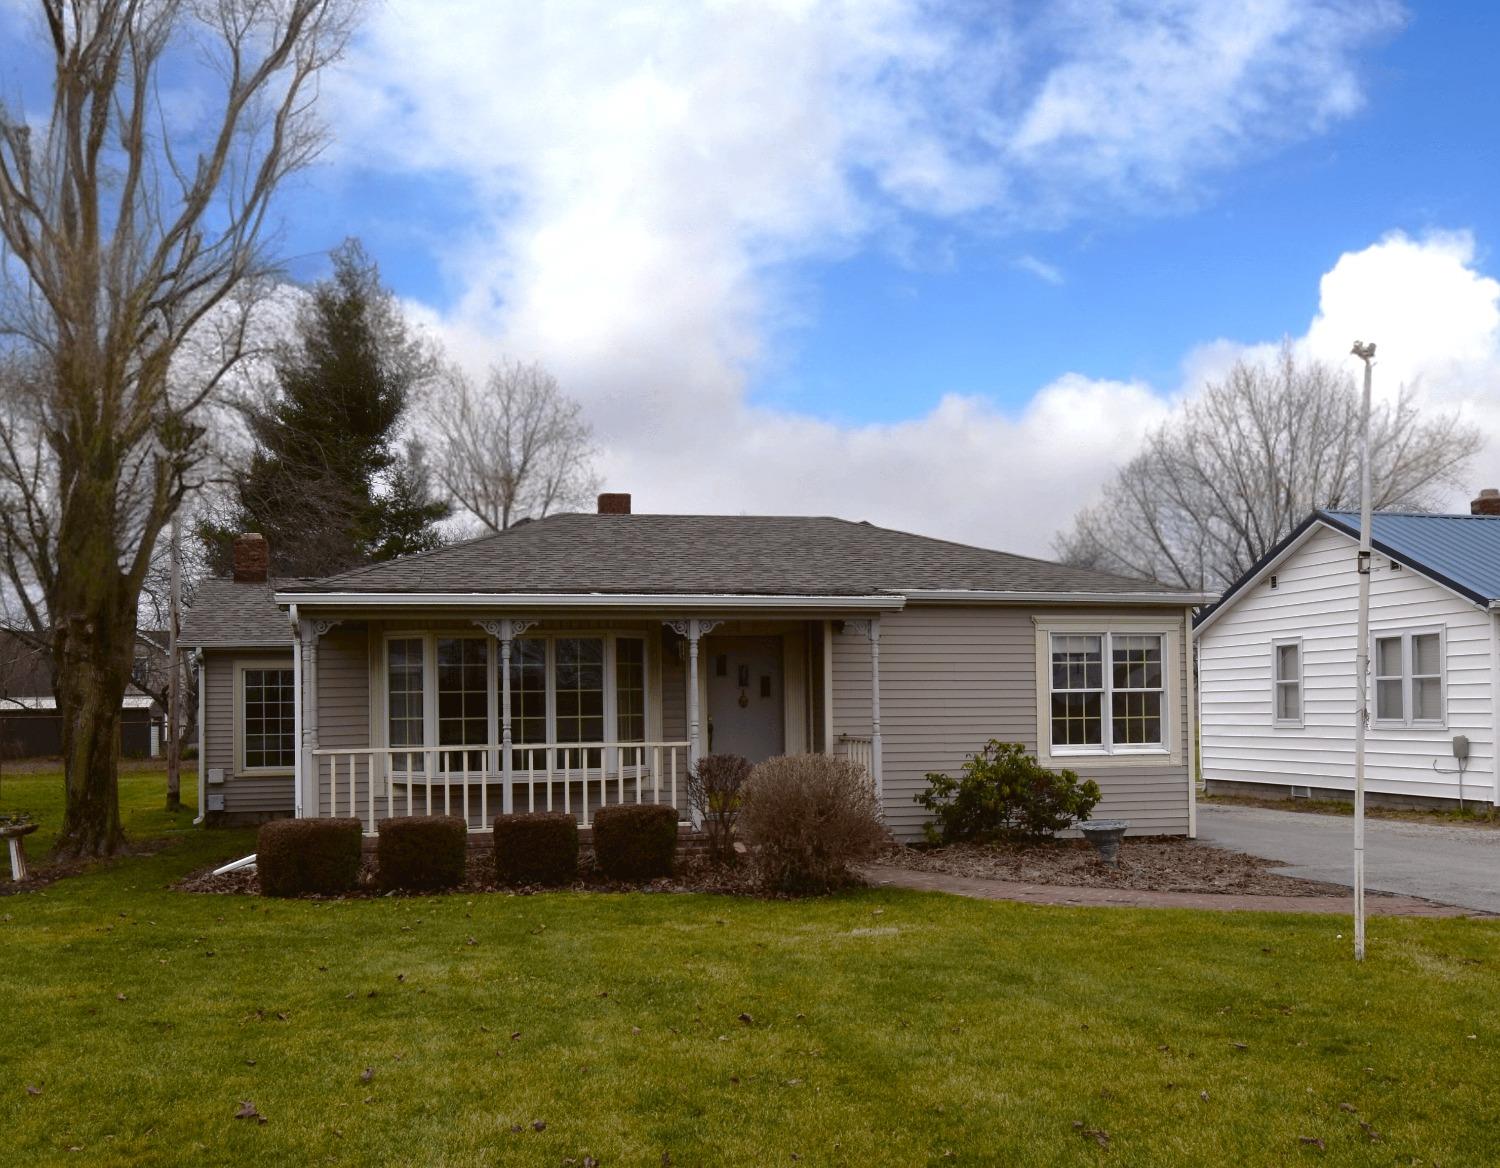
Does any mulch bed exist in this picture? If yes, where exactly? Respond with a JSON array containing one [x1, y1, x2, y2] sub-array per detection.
[[884, 836, 1357, 897], [1, 837, 176, 896], [175, 849, 766, 898]]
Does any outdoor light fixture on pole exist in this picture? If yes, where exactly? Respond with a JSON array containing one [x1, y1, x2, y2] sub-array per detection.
[[1350, 339, 1377, 963]]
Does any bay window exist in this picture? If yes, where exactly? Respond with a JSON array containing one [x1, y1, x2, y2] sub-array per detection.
[[1042, 627, 1172, 757], [384, 631, 650, 769]]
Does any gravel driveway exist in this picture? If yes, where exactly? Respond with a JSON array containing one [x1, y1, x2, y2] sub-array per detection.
[[1196, 802, 1500, 914]]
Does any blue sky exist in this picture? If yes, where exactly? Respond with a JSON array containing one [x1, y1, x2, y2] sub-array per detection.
[[4, 1, 1498, 552]]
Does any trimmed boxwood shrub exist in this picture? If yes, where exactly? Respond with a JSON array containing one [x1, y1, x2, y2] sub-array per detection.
[[591, 803, 678, 881], [257, 817, 362, 898], [376, 815, 468, 891], [493, 812, 579, 885]]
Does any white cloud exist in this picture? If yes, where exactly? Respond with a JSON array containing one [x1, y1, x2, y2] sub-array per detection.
[[323, 0, 1412, 556], [1013, 255, 1064, 286]]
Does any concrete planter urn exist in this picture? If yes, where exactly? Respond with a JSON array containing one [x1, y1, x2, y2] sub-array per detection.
[[1079, 819, 1129, 867]]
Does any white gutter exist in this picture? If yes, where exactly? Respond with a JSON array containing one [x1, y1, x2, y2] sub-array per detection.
[[273, 591, 907, 611], [192, 648, 207, 825], [901, 589, 1213, 606]]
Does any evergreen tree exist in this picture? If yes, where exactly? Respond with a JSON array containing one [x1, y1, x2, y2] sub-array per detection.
[[202, 240, 450, 577]]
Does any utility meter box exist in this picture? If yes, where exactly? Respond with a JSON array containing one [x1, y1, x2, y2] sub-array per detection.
[[207, 767, 225, 786], [205, 790, 226, 812]]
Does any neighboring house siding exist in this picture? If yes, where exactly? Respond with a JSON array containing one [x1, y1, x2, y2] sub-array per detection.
[[204, 648, 295, 818], [1198, 524, 1497, 804], [838, 605, 1192, 840]]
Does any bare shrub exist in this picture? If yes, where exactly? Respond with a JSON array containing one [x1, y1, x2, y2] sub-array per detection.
[[687, 753, 752, 867], [739, 754, 886, 894]]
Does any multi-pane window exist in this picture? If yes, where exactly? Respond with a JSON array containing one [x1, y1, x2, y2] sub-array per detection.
[[391, 633, 649, 768], [616, 638, 646, 742], [1273, 640, 1302, 724], [1111, 635, 1163, 745], [242, 667, 295, 770], [437, 637, 488, 769], [507, 638, 548, 750], [1048, 632, 1166, 752], [1050, 635, 1103, 747], [554, 638, 606, 745], [387, 637, 425, 768], [1374, 630, 1443, 724]]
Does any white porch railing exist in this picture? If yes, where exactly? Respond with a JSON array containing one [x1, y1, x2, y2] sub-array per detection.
[[313, 741, 690, 834], [839, 734, 874, 776]]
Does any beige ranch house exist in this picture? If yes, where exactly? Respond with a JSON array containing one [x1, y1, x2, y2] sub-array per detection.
[[180, 494, 1206, 841]]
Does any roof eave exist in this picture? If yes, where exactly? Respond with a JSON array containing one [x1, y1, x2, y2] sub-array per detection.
[[901, 589, 1210, 606], [271, 591, 909, 613]]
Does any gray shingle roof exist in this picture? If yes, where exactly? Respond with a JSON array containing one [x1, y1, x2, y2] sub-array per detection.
[[290, 513, 1182, 598], [179, 578, 299, 648], [1321, 509, 1500, 605]]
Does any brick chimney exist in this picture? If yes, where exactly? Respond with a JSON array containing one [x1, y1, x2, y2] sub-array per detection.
[[232, 533, 269, 582], [1471, 489, 1500, 516], [597, 492, 632, 515]]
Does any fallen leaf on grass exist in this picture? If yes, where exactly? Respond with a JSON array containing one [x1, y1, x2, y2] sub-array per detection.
[[115, 993, 127, 1002], [532, 1120, 547, 1132], [1297, 1136, 1325, 1150], [511, 1031, 522, 1041], [1359, 1122, 1382, 1143], [25, 1084, 42, 1096], [360, 1068, 375, 1083], [1199, 1091, 1210, 1102], [1338, 1102, 1356, 1114], [1231, 1042, 1248, 1051], [234, 1101, 266, 1125], [738, 1013, 754, 1025]]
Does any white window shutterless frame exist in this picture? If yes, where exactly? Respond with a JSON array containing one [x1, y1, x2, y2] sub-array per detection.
[[1372, 627, 1445, 727], [1034, 618, 1180, 767], [1272, 638, 1303, 727], [380, 631, 651, 770]]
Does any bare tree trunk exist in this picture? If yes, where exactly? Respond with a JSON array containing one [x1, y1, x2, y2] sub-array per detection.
[[52, 490, 137, 856], [166, 517, 183, 812]]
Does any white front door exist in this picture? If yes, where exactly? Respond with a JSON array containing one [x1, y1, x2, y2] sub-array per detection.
[[705, 636, 784, 762]]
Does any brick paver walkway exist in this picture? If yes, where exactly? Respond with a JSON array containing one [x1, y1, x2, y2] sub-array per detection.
[[859, 863, 1486, 918]]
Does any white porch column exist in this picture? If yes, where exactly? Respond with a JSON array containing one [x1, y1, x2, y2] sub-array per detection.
[[665, 618, 722, 769], [476, 618, 538, 818], [500, 632, 514, 815], [868, 616, 883, 799], [822, 619, 834, 755], [294, 616, 311, 818]]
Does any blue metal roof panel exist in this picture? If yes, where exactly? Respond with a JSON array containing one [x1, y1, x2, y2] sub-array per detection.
[[1321, 510, 1500, 605]]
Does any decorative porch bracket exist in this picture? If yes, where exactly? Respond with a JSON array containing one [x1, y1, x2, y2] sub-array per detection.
[[474, 619, 540, 815], [841, 618, 883, 798]]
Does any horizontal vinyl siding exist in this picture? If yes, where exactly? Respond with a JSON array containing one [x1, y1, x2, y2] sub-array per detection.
[[314, 626, 371, 818], [204, 648, 295, 817], [837, 606, 1191, 840], [1199, 524, 1497, 803]]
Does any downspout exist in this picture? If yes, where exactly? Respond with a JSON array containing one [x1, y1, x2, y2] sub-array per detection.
[[192, 648, 207, 825], [1185, 607, 1198, 839]]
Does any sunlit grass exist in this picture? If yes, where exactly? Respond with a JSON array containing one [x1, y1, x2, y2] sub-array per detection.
[[1, 768, 1496, 1165]]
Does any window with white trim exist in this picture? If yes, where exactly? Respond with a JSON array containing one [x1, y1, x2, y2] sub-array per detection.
[[383, 631, 650, 768], [1048, 631, 1166, 752], [1373, 629, 1444, 725], [1272, 639, 1302, 725], [241, 666, 295, 771]]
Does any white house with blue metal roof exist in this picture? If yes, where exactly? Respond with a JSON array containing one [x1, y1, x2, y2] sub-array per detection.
[[1194, 492, 1500, 809]]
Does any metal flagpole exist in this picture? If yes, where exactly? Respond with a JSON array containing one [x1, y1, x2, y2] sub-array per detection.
[[1350, 340, 1377, 962]]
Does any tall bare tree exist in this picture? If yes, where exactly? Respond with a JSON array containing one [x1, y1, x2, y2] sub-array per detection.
[[0, 0, 358, 856], [433, 360, 599, 531], [1055, 346, 1482, 593]]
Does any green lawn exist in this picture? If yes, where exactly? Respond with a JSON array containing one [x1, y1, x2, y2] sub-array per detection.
[[1, 770, 1497, 1166]]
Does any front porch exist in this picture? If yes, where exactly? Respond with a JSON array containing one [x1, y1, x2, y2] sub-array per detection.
[[290, 609, 890, 833]]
